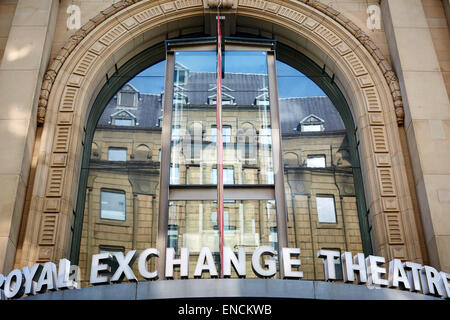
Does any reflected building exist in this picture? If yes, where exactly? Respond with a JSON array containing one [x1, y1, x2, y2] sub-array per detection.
[[79, 61, 362, 284]]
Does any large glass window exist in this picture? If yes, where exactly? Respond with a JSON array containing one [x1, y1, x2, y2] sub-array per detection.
[[165, 43, 280, 279], [316, 195, 337, 223], [107, 148, 127, 161], [169, 50, 273, 186], [76, 60, 165, 286], [75, 38, 368, 285], [100, 190, 126, 221], [277, 60, 364, 280]]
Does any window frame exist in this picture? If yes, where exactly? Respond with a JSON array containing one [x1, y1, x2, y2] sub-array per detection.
[[158, 39, 289, 278], [107, 147, 128, 161], [306, 154, 326, 168], [100, 189, 127, 221], [315, 194, 338, 224]]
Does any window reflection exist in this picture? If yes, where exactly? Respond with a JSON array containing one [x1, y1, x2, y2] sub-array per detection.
[[277, 60, 364, 280], [78, 61, 165, 286], [170, 51, 274, 185], [77, 46, 367, 285], [168, 200, 277, 279]]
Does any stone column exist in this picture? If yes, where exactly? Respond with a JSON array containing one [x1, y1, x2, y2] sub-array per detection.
[[0, 0, 58, 273], [382, 0, 450, 272]]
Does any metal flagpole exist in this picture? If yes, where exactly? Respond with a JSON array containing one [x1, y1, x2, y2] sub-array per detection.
[[216, 3, 225, 278]]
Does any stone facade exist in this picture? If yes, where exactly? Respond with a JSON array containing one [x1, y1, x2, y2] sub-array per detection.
[[0, 0, 448, 290]]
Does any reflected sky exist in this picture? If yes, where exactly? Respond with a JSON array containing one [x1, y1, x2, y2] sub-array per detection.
[[128, 55, 326, 98]]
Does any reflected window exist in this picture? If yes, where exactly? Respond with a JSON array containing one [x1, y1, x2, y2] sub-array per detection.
[[108, 148, 127, 161], [255, 88, 270, 106], [111, 109, 136, 126], [211, 125, 232, 143], [170, 165, 180, 184], [269, 226, 278, 252], [260, 126, 271, 144], [118, 85, 138, 107], [307, 155, 326, 168], [173, 92, 188, 105], [100, 190, 126, 221], [167, 224, 179, 253], [299, 115, 324, 132], [115, 118, 134, 126], [210, 211, 230, 229], [266, 168, 274, 184], [211, 168, 234, 184], [172, 125, 181, 141], [302, 124, 322, 132], [316, 195, 337, 223]]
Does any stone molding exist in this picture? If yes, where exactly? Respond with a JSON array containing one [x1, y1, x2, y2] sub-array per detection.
[[19, 0, 423, 269]]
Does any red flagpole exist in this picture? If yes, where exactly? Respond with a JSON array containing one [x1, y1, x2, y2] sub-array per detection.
[[216, 12, 225, 278]]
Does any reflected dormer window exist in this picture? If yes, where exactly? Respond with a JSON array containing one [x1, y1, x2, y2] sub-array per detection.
[[255, 88, 270, 106], [208, 85, 235, 105], [111, 109, 136, 126], [173, 91, 188, 105], [118, 84, 139, 107], [174, 62, 189, 85], [298, 114, 324, 132]]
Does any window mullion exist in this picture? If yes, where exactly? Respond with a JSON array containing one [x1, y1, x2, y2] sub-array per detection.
[[156, 50, 175, 280], [267, 51, 289, 278]]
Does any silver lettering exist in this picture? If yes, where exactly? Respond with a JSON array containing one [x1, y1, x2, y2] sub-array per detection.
[[90, 252, 113, 285], [251, 246, 276, 277], [194, 247, 218, 278], [22, 264, 43, 295], [138, 248, 159, 280], [282, 248, 303, 279], [36, 262, 58, 293], [317, 249, 340, 281], [165, 247, 189, 278], [223, 246, 246, 278]]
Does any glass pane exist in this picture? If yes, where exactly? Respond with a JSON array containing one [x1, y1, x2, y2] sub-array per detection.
[[168, 200, 278, 279], [108, 148, 127, 161], [316, 196, 337, 223], [277, 60, 364, 280], [169, 51, 274, 185], [306, 155, 326, 168], [100, 190, 126, 220], [114, 119, 134, 126], [170, 51, 216, 185], [78, 61, 165, 286]]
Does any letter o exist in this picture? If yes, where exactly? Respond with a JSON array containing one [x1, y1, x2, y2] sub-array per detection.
[[4, 269, 24, 299]]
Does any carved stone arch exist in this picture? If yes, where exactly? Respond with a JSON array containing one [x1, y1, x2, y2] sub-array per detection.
[[18, 0, 424, 268]]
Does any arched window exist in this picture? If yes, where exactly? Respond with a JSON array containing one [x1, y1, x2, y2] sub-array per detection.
[[74, 38, 369, 284]]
